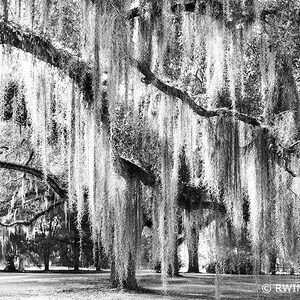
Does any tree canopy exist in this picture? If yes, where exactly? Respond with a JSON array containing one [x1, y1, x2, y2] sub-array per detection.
[[0, 0, 300, 295]]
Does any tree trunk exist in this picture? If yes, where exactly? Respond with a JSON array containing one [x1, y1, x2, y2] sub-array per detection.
[[95, 245, 101, 271], [110, 252, 138, 290], [95, 242, 106, 271], [4, 254, 16, 272], [95, 242, 109, 271], [168, 238, 180, 277], [44, 249, 50, 271], [110, 256, 119, 288], [18, 254, 25, 272], [74, 238, 80, 271], [172, 247, 180, 276], [187, 227, 199, 273], [123, 253, 138, 290], [269, 250, 277, 275]]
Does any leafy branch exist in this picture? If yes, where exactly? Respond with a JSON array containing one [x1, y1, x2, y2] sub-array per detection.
[[130, 57, 262, 127], [0, 161, 67, 199], [0, 200, 65, 227]]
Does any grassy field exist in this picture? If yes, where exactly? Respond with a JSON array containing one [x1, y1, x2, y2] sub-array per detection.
[[1, 270, 300, 299]]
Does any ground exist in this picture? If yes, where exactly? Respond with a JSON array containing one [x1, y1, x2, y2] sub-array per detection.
[[1, 270, 300, 299]]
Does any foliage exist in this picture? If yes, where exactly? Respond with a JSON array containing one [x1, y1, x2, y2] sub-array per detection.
[[1, 0, 300, 294], [206, 251, 254, 275]]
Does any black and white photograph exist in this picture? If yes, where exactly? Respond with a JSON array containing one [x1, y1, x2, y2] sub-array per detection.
[[0, 0, 300, 299]]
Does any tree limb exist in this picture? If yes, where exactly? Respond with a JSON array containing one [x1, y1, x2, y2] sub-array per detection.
[[0, 20, 93, 103], [178, 183, 226, 213], [118, 156, 156, 186], [0, 200, 65, 227], [25, 151, 34, 166], [130, 57, 261, 127], [0, 161, 67, 199]]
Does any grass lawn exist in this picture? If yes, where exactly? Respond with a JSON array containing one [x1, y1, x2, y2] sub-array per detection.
[[0, 270, 300, 299]]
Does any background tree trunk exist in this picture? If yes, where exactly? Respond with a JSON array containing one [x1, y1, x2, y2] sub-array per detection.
[[172, 247, 180, 276], [18, 254, 25, 272], [269, 250, 277, 275], [4, 254, 16, 272], [187, 227, 199, 273], [44, 249, 50, 271], [95, 244, 101, 271], [73, 237, 80, 271]]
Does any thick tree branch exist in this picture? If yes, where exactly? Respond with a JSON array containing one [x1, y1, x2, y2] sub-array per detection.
[[0, 161, 67, 227], [0, 161, 67, 199], [0, 20, 93, 102], [0, 200, 64, 227], [130, 57, 261, 127], [178, 183, 226, 213], [118, 156, 156, 186]]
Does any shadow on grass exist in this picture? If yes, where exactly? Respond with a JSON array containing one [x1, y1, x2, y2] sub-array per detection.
[[0, 269, 110, 274]]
